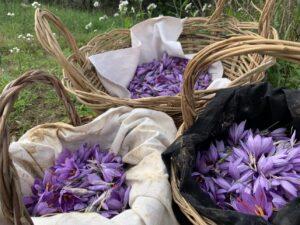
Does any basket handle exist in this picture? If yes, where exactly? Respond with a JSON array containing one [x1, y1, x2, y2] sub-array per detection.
[[181, 36, 300, 130], [207, 0, 227, 23], [34, 9, 87, 91], [0, 70, 81, 225], [258, 0, 276, 38], [208, 0, 275, 38]]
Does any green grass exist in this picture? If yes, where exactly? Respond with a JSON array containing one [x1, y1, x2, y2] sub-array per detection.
[[0, 0, 299, 137]]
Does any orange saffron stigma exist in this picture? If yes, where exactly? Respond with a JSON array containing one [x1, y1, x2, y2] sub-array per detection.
[[255, 205, 265, 217]]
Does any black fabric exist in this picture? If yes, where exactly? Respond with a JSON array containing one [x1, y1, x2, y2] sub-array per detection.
[[162, 83, 300, 225]]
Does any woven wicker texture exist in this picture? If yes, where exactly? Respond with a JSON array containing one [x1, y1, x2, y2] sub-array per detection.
[[35, 0, 278, 125], [172, 36, 300, 225], [0, 70, 80, 225]]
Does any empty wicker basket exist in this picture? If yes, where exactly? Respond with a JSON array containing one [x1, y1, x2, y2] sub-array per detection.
[[35, 0, 278, 125], [171, 35, 300, 225]]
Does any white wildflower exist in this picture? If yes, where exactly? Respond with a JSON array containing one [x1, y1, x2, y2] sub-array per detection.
[[202, 3, 207, 12], [147, 3, 157, 11], [18, 34, 25, 39], [93, 1, 100, 7], [52, 32, 56, 37], [99, 15, 108, 21], [131, 7, 135, 13], [7, 12, 15, 17], [85, 22, 92, 30], [114, 13, 120, 17], [208, 4, 212, 8], [185, 3, 192, 12], [93, 29, 98, 32], [32, 1, 41, 9], [10, 47, 20, 54], [119, 0, 129, 14], [26, 33, 34, 38]]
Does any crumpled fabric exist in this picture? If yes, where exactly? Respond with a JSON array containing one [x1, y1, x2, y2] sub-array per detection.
[[7, 107, 179, 225], [163, 83, 300, 225], [89, 16, 228, 98]]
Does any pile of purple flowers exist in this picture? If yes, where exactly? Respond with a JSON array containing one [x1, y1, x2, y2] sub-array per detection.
[[24, 143, 130, 218], [192, 121, 300, 220], [128, 52, 212, 99]]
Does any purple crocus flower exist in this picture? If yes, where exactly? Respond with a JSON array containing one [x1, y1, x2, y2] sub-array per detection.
[[242, 134, 273, 159], [59, 189, 87, 212], [232, 185, 273, 220], [55, 157, 81, 181], [228, 120, 248, 146], [128, 52, 212, 99]]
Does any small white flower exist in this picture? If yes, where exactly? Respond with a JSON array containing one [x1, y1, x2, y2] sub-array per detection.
[[32, 1, 41, 9], [131, 7, 135, 13], [114, 12, 119, 17], [52, 32, 56, 37], [208, 4, 212, 8], [202, 3, 207, 12], [26, 37, 32, 41], [93, 1, 100, 7], [99, 15, 108, 21], [10, 47, 20, 54], [119, 0, 129, 14], [7, 12, 15, 17], [18, 34, 25, 39], [85, 22, 92, 30], [185, 3, 192, 12], [26, 33, 34, 38], [147, 3, 157, 12], [93, 29, 98, 32]]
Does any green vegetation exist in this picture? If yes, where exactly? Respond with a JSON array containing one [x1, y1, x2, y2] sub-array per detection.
[[0, 0, 299, 137]]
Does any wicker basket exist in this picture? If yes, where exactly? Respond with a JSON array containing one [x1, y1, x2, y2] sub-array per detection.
[[34, 0, 278, 125], [0, 70, 81, 225], [171, 36, 300, 225]]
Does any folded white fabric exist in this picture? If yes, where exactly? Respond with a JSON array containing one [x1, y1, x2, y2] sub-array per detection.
[[8, 107, 179, 225], [89, 16, 229, 98]]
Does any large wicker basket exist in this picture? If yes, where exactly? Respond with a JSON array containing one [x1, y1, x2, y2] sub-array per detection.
[[171, 36, 300, 225], [0, 70, 81, 225], [34, 0, 278, 125]]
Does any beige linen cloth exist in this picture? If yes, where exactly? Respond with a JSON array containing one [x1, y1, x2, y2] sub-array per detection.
[[6, 107, 179, 225]]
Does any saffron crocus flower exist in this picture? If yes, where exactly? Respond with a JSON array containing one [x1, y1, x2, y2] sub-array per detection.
[[228, 120, 247, 146], [193, 120, 300, 220], [55, 157, 80, 181], [232, 185, 272, 220], [59, 189, 87, 212], [242, 134, 273, 159], [128, 52, 212, 99], [100, 186, 131, 218], [24, 143, 130, 218]]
